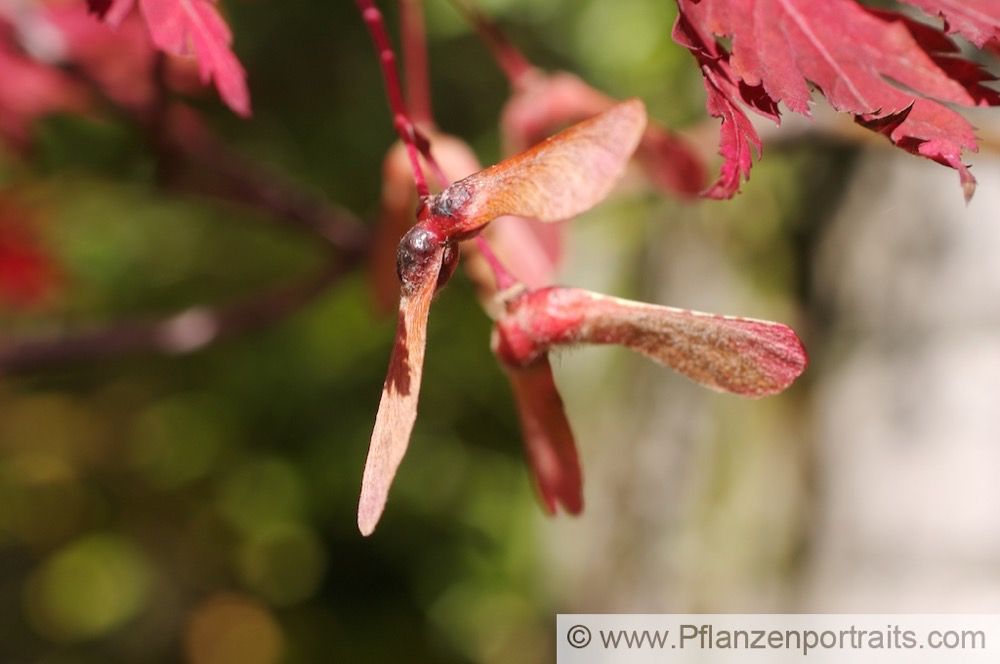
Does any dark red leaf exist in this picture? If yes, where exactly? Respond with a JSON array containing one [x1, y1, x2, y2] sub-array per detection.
[[674, 0, 1000, 198], [700, 72, 763, 199], [671, 7, 776, 198], [855, 105, 912, 138]]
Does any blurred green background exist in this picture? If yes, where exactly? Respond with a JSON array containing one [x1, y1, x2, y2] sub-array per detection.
[[0, 0, 826, 661], [5, 0, 996, 662], [0, 1, 707, 660]]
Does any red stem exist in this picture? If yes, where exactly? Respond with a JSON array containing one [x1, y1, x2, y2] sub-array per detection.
[[474, 235, 517, 291], [399, 0, 432, 126], [357, 0, 515, 295], [355, 0, 431, 198], [448, 0, 533, 87]]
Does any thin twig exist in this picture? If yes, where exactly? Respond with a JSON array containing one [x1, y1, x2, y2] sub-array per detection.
[[163, 120, 370, 255], [355, 0, 431, 198], [473, 235, 516, 291], [399, 0, 432, 126], [447, 0, 533, 87], [0, 10, 377, 374], [0, 260, 353, 373], [57, 54, 370, 254]]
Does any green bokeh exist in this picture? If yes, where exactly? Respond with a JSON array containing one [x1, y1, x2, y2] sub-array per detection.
[[0, 0, 840, 661], [27, 534, 153, 642]]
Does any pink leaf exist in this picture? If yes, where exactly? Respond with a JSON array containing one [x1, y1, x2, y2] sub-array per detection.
[[712, 0, 985, 113], [140, 0, 249, 116], [634, 124, 708, 199], [900, 0, 1000, 48], [500, 71, 610, 154], [45, 3, 159, 111], [358, 244, 445, 536], [500, 358, 583, 515], [422, 98, 647, 240], [494, 287, 808, 398], [94, 0, 250, 116]]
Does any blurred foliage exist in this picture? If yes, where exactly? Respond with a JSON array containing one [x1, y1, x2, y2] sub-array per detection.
[[0, 0, 853, 662]]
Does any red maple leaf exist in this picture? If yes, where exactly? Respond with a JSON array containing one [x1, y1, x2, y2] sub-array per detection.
[[900, 0, 1000, 48], [96, 0, 250, 117], [671, 5, 778, 199], [674, 0, 1000, 200]]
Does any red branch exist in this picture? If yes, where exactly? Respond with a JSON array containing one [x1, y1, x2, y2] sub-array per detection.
[[355, 0, 431, 198], [399, 0, 432, 126], [0, 262, 350, 373], [474, 236, 517, 291], [448, 0, 532, 86], [357, 0, 520, 294]]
